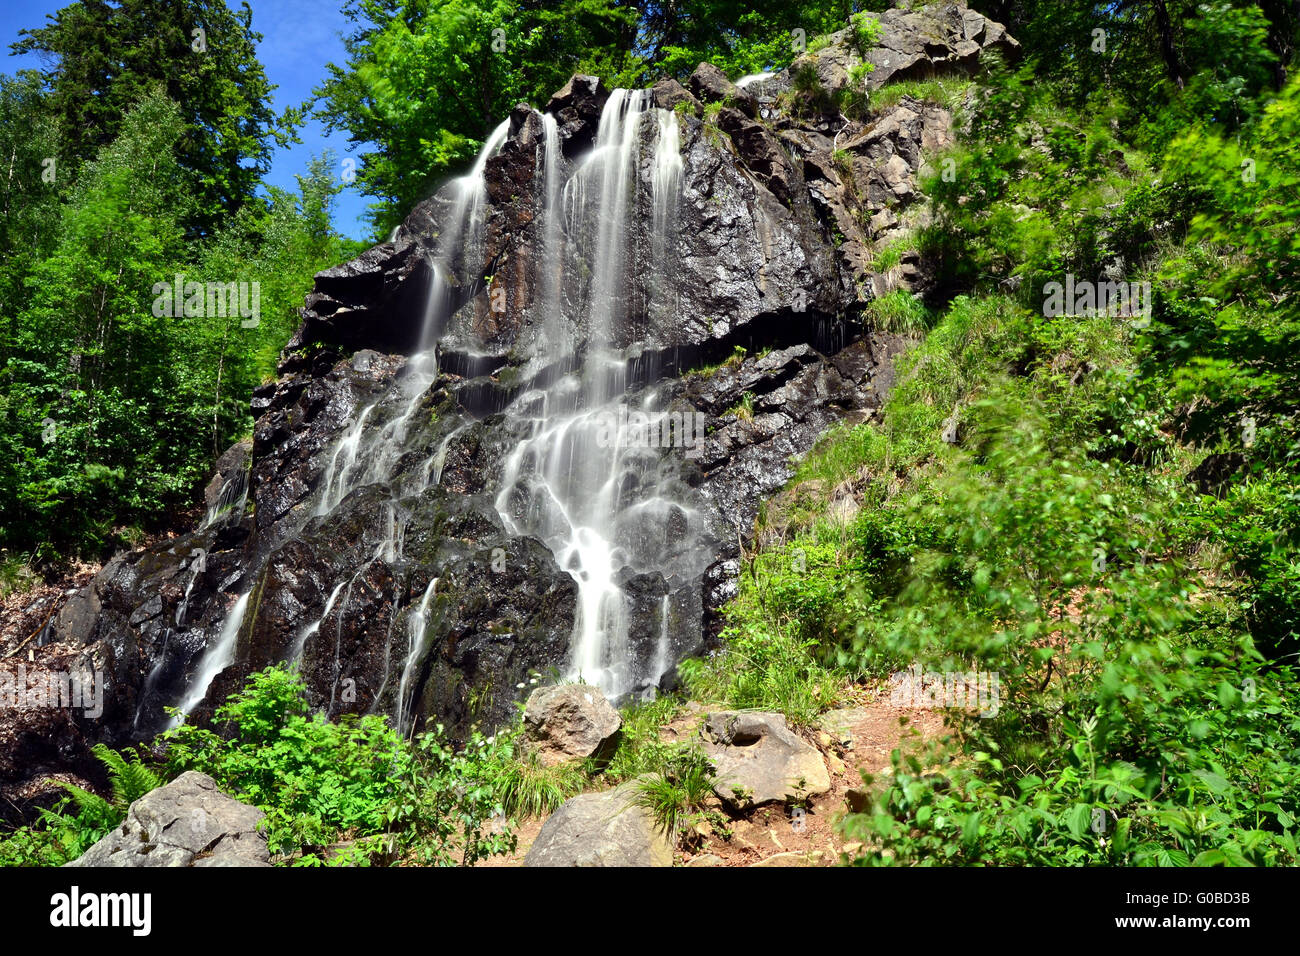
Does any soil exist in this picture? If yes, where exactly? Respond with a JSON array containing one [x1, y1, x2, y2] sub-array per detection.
[[475, 684, 951, 867]]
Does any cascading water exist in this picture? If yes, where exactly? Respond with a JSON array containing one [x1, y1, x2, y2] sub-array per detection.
[[396, 577, 438, 735], [172, 591, 250, 725], [173, 87, 707, 725], [493, 89, 705, 699]]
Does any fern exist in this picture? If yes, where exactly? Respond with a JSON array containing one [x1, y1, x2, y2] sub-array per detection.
[[50, 782, 115, 826], [100, 745, 164, 808]]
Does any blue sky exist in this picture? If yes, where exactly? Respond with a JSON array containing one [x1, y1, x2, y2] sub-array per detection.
[[1, 0, 373, 239]]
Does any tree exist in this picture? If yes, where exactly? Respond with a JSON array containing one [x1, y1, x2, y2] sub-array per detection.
[[1, 89, 195, 551], [0, 72, 62, 349], [13, 0, 280, 235]]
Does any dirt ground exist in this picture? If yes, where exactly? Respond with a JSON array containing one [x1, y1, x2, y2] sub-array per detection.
[[477, 685, 950, 867]]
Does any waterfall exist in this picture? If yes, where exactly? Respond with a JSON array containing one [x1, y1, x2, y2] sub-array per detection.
[[313, 119, 512, 519], [291, 581, 345, 662], [172, 591, 251, 725], [172, 88, 701, 724], [396, 577, 438, 734], [202, 467, 248, 529], [494, 89, 698, 699]]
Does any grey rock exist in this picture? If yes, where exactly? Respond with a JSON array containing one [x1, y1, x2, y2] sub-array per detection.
[[524, 781, 672, 867], [652, 78, 700, 113], [67, 772, 269, 868], [524, 684, 622, 766], [790, 4, 1020, 98], [701, 711, 831, 810], [688, 62, 757, 117]]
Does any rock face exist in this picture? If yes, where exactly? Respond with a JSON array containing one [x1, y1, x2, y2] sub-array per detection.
[[67, 772, 269, 868], [524, 684, 622, 766], [787, 3, 1019, 98], [701, 712, 831, 811], [523, 781, 672, 867], [14, 7, 1017, 782]]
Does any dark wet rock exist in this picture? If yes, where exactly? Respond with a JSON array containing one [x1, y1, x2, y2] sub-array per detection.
[[204, 438, 252, 525], [546, 74, 609, 157]]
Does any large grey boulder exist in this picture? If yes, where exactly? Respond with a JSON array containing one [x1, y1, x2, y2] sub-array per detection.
[[524, 684, 622, 766], [524, 782, 672, 867], [67, 772, 269, 867], [701, 712, 831, 811]]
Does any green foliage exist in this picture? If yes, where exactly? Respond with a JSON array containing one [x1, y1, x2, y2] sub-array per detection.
[[0, 86, 353, 558], [313, 0, 637, 236], [486, 723, 590, 818], [13, 0, 280, 235], [0, 741, 165, 866], [603, 694, 685, 782], [632, 746, 717, 844], [849, 12, 882, 58], [680, 539, 846, 728], [162, 665, 513, 865], [869, 77, 972, 114], [866, 289, 931, 335]]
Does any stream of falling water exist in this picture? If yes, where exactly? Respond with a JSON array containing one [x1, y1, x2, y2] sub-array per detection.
[[172, 592, 250, 725], [178, 86, 698, 723], [493, 89, 697, 699]]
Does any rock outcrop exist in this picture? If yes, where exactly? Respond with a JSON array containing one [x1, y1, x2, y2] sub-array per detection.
[[523, 781, 672, 867], [67, 772, 269, 868]]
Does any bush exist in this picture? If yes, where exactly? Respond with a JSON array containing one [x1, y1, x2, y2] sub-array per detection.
[[161, 665, 513, 865]]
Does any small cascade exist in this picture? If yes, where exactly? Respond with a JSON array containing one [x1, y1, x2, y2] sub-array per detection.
[[175, 555, 203, 627], [396, 577, 439, 735], [202, 467, 249, 529], [290, 581, 345, 661], [133, 630, 171, 731], [651, 106, 683, 316], [735, 72, 775, 88], [653, 594, 671, 685], [172, 591, 251, 725]]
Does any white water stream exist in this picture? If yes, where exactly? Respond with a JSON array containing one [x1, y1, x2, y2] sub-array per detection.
[[179, 88, 701, 723]]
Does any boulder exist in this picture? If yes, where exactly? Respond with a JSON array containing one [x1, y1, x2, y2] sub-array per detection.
[[523, 781, 672, 867], [789, 4, 1020, 98], [545, 74, 609, 156], [688, 62, 757, 117], [524, 684, 622, 766], [67, 772, 269, 867], [700, 711, 831, 811], [651, 77, 700, 113]]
